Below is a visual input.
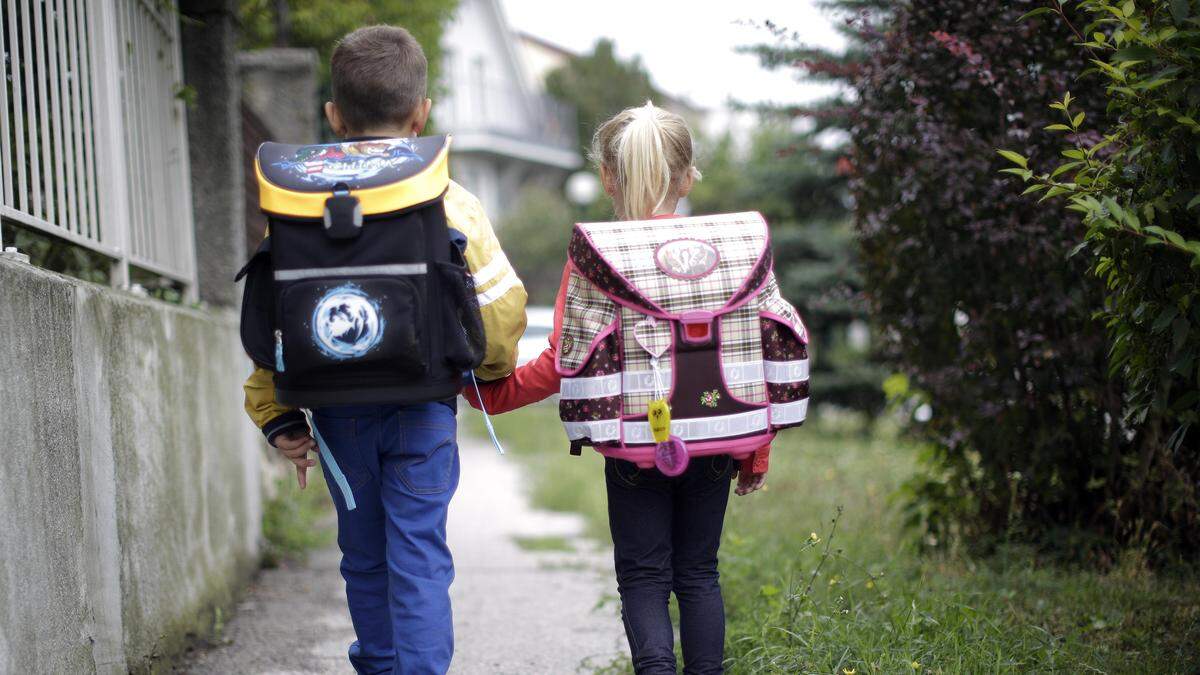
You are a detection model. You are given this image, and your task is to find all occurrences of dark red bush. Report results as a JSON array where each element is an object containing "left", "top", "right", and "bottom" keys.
[{"left": 845, "top": 0, "right": 1143, "bottom": 555}]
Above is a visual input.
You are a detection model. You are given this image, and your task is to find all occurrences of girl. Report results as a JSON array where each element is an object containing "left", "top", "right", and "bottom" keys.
[{"left": 464, "top": 102, "right": 769, "bottom": 674}]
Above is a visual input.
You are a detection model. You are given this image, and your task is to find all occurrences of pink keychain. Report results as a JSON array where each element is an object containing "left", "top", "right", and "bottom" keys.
[{"left": 655, "top": 435, "right": 689, "bottom": 476}]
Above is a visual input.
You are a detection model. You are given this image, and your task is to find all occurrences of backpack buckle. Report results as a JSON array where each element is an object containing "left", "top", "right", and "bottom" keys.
[
  {"left": 679, "top": 311, "right": 715, "bottom": 345},
  {"left": 323, "top": 184, "right": 362, "bottom": 239}
]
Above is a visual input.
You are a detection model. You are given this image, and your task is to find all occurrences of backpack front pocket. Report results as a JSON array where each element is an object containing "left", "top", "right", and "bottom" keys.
[{"left": 277, "top": 277, "right": 428, "bottom": 378}]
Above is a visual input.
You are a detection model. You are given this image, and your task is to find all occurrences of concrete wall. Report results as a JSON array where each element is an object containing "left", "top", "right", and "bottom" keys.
[
  {"left": 240, "top": 49, "right": 321, "bottom": 146},
  {"left": 181, "top": 0, "right": 245, "bottom": 308},
  {"left": 0, "top": 258, "right": 262, "bottom": 673}
]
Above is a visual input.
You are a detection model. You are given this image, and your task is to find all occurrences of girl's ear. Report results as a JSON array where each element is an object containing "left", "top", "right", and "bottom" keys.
[
  {"left": 325, "top": 101, "right": 348, "bottom": 138},
  {"left": 678, "top": 169, "right": 696, "bottom": 199},
  {"left": 599, "top": 165, "right": 618, "bottom": 197}
]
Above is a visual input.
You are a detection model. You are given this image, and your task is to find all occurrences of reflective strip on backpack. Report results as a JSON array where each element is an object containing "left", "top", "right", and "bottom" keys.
[
  {"left": 563, "top": 418, "right": 621, "bottom": 442},
  {"left": 559, "top": 373, "right": 622, "bottom": 399},
  {"left": 623, "top": 409, "right": 770, "bottom": 444},
  {"left": 274, "top": 263, "right": 427, "bottom": 281},
  {"left": 764, "top": 359, "right": 809, "bottom": 383},
  {"left": 620, "top": 361, "right": 767, "bottom": 394},
  {"left": 769, "top": 398, "right": 808, "bottom": 425}
]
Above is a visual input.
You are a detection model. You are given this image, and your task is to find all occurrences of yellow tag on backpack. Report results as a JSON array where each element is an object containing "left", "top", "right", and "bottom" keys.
[{"left": 648, "top": 399, "right": 671, "bottom": 443}]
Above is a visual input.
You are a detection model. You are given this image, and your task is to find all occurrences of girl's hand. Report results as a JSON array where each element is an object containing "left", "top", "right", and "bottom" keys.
[{"left": 735, "top": 469, "right": 766, "bottom": 496}]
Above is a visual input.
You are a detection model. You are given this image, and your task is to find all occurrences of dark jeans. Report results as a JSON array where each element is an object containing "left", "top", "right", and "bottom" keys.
[{"left": 605, "top": 454, "right": 736, "bottom": 675}]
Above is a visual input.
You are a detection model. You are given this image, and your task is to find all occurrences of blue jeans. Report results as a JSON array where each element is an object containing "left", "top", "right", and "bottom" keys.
[
  {"left": 605, "top": 454, "right": 736, "bottom": 675},
  {"left": 311, "top": 402, "right": 459, "bottom": 675}
]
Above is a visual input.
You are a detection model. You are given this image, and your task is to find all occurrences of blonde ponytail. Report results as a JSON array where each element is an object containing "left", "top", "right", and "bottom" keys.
[{"left": 592, "top": 101, "right": 699, "bottom": 220}]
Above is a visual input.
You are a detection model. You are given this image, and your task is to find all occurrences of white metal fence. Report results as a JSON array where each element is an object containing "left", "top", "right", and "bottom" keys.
[{"left": 1, "top": 0, "right": 196, "bottom": 295}]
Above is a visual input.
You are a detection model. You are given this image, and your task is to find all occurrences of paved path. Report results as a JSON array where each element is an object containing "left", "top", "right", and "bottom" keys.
[{"left": 182, "top": 434, "right": 625, "bottom": 674}]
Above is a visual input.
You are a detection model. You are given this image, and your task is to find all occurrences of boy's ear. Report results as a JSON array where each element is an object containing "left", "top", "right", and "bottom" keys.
[
  {"left": 325, "top": 101, "right": 348, "bottom": 138},
  {"left": 409, "top": 98, "right": 433, "bottom": 136}
]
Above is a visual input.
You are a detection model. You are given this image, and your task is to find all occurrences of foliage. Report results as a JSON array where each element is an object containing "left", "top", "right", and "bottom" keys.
[
  {"left": 498, "top": 185, "right": 576, "bottom": 305},
  {"left": 237, "top": 0, "right": 458, "bottom": 113},
  {"left": 261, "top": 470, "right": 334, "bottom": 567},
  {"left": 543, "top": 38, "right": 663, "bottom": 151},
  {"left": 999, "top": 1, "right": 1200, "bottom": 488},
  {"left": 692, "top": 126, "right": 884, "bottom": 411},
  {"left": 464, "top": 404, "right": 1200, "bottom": 673},
  {"left": 806, "top": 0, "right": 1174, "bottom": 557},
  {"left": 3, "top": 223, "right": 111, "bottom": 285}
]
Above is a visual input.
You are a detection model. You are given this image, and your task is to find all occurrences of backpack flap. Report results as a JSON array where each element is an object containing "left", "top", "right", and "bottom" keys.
[
  {"left": 255, "top": 135, "right": 450, "bottom": 219},
  {"left": 567, "top": 212, "right": 773, "bottom": 319}
]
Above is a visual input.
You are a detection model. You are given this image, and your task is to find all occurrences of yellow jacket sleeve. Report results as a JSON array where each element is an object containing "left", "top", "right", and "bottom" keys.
[
  {"left": 444, "top": 180, "right": 528, "bottom": 381},
  {"left": 244, "top": 364, "right": 308, "bottom": 443}
]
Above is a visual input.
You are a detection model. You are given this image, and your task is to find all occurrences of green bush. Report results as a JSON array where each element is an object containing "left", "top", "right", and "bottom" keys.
[
  {"left": 497, "top": 185, "right": 576, "bottom": 305},
  {"left": 839, "top": 0, "right": 1146, "bottom": 558},
  {"left": 1000, "top": 0, "right": 1200, "bottom": 557}
]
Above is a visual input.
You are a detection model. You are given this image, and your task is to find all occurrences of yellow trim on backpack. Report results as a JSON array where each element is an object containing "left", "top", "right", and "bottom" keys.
[{"left": 255, "top": 138, "right": 451, "bottom": 218}]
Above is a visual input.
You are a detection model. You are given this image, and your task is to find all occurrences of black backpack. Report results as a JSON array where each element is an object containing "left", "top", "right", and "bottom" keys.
[{"left": 236, "top": 135, "right": 485, "bottom": 408}]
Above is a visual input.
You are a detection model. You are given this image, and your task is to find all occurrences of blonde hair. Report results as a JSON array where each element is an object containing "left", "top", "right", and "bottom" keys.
[{"left": 591, "top": 101, "right": 701, "bottom": 220}]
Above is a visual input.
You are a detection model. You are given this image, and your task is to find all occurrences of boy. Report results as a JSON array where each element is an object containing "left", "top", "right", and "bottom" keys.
[{"left": 243, "top": 25, "right": 527, "bottom": 675}]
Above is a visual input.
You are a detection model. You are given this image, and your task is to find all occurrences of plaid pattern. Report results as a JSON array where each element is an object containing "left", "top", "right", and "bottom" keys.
[
  {"left": 758, "top": 273, "right": 807, "bottom": 341},
  {"left": 572, "top": 213, "right": 770, "bottom": 315},
  {"left": 558, "top": 270, "right": 618, "bottom": 373},
  {"left": 719, "top": 305, "right": 767, "bottom": 404}
]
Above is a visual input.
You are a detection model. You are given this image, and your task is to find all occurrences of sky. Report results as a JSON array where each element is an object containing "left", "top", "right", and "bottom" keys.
[{"left": 499, "top": 0, "right": 847, "bottom": 136}]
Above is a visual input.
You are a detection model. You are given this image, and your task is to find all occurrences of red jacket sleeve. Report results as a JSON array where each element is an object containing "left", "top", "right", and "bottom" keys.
[
  {"left": 462, "top": 345, "right": 559, "bottom": 414},
  {"left": 740, "top": 444, "right": 770, "bottom": 476},
  {"left": 462, "top": 265, "right": 571, "bottom": 414}
]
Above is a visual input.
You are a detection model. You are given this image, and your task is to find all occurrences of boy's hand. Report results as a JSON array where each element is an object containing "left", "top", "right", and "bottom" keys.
[
  {"left": 275, "top": 430, "right": 317, "bottom": 489},
  {"left": 735, "top": 469, "right": 766, "bottom": 496}
]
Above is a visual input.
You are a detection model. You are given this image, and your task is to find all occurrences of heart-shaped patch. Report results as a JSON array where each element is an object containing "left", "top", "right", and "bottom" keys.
[{"left": 633, "top": 317, "right": 671, "bottom": 359}]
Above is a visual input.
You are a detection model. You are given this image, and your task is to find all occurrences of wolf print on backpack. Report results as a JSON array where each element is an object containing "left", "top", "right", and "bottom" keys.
[
  {"left": 556, "top": 212, "right": 809, "bottom": 472},
  {"left": 236, "top": 135, "right": 485, "bottom": 408}
]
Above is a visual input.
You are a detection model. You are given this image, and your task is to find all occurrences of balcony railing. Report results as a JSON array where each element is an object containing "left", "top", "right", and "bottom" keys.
[{"left": 438, "top": 79, "right": 578, "bottom": 153}]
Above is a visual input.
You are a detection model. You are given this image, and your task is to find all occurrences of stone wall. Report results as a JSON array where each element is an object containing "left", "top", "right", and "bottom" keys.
[{"left": 0, "top": 259, "right": 263, "bottom": 673}]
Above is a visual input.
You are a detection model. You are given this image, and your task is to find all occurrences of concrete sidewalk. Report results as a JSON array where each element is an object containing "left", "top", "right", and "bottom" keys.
[{"left": 182, "top": 434, "right": 625, "bottom": 674}]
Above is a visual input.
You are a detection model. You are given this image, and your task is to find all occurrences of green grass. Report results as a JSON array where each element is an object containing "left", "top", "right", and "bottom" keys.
[
  {"left": 462, "top": 404, "right": 1200, "bottom": 674},
  {"left": 261, "top": 468, "right": 336, "bottom": 567},
  {"left": 512, "top": 535, "right": 576, "bottom": 553}
]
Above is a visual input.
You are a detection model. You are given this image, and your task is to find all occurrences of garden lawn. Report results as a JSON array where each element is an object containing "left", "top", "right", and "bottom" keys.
[{"left": 463, "top": 403, "right": 1200, "bottom": 674}]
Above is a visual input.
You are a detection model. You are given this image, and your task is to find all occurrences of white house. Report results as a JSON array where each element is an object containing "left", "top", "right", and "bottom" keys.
[{"left": 438, "top": 0, "right": 582, "bottom": 219}]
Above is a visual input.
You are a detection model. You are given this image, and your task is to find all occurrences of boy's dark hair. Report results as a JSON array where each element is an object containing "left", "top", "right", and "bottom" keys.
[{"left": 331, "top": 25, "right": 427, "bottom": 132}]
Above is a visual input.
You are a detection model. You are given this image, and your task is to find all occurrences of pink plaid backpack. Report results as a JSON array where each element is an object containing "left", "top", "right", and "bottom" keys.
[{"left": 556, "top": 212, "right": 809, "bottom": 473}]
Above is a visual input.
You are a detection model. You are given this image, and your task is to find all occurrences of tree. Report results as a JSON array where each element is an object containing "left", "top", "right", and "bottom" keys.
[
  {"left": 691, "top": 126, "right": 884, "bottom": 411},
  {"left": 498, "top": 186, "right": 575, "bottom": 305},
  {"left": 544, "top": 38, "right": 662, "bottom": 150},
  {"left": 238, "top": 0, "right": 459, "bottom": 97}
]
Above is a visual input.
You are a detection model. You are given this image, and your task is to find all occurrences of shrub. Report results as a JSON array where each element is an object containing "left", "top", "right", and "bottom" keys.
[
  {"left": 497, "top": 185, "right": 576, "bottom": 305},
  {"left": 845, "top": 0, "right": 1146, "bottom": 556},
  {"left": 999, "top": 0, "right": 1200, "bottom": 554}
]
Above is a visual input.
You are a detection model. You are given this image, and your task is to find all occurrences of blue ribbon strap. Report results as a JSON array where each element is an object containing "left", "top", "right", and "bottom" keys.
[
  {"left": 304, "top": 410, "right": 357, "bottom": 511},
  {"left": 470, "top": 373, "right": 505, "bottom": 455}
]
